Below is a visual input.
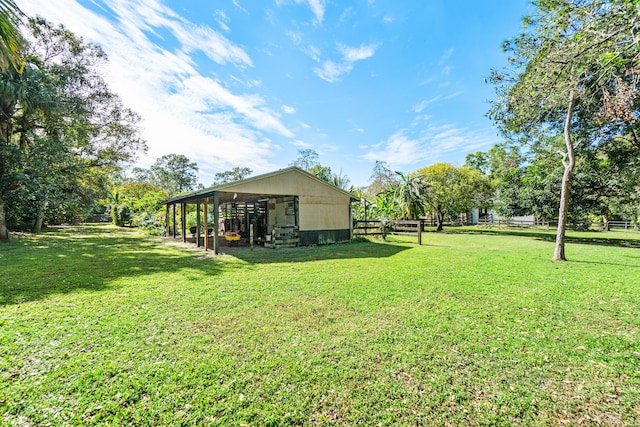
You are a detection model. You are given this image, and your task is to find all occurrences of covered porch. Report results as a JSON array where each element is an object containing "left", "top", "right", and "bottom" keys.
[{"left": 163, "top": 190, "right": 300, "bottom": 255}]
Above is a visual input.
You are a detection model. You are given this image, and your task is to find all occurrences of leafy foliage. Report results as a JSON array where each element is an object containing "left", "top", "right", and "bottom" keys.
[
  {"left": 107, "top": 182, "right": 167, "bottom": 233},
  {"left": 393, "top": 171, "right": 427, "bottom": 220},
  {"left": 290, "top": 148, "right": 351, "bottom": 189},
  {"left": 0, "top": 17, "right": 146, "bottom": 239},
  {"left": 418, "top": 163, "right": 493, "bottom": 231},
  {"left": 212, "top": 167, "right": 252, "bottom": 186},
  {"left": 148, "top": 154, "right": 199, "bottom": 196},
  {"left": 0, "top": 0, "right": 24, "bottom": 73},
  {"left": 290, "top": 148, "right": 319, "bottom": 171},
  {"left": 366, "top": 161, "right": 398, "bottom": 197},
  {"left": 489, "top": 0, "right": 640, "bottom": 260}
]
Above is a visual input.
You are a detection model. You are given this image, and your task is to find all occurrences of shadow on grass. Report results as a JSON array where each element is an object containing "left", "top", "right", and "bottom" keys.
[
  {"left": 230, "top": 240, "right": 411, "bottom": 264},
  {"left": 444, "top": 227, "right": 640, "bottom": 249},
  {"left": 0, "top": 226, "right": 226, "bottom": 306},
  {"left": 1, "top": 227, "right": 411, "bottom": 305}
]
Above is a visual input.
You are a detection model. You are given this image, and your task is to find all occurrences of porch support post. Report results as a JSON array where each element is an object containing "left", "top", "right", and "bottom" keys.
[
  {"left": 172, "top": 203, "right": 176, "bottom": 238},
  {"left": 363, "top": 199, "right": 368, "bottom": 236},
  {"left": 349, "top": 200, "right": 353, "bottom": 241},
  {"left": 181, "top": 202, "right": 186, "bottom": 243},
  {"left": 204, "top": 198, "right": 209, "bottom": 252},
  {"left": 196, "top": 199, "right": 201, "bottom": 247},
  {"left": 213, "top": 192, "right": 220, "bottom": 255},
  {"left": 165, "top": 204, "right": 170, "bottom": 237},
  {"left": 244, "top": 203, "right": 249, "bottom": 242}
]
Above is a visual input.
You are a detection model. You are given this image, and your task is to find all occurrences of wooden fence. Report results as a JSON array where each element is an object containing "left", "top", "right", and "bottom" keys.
[
  {"left": 477, "top": 217, "right": 639, "bottom": 231},
  {"left": 476, "top": 218, "right": 550, "bottom": 229},
  {"left": 353, "top": 219, "right": 423, "bottom": 245}
]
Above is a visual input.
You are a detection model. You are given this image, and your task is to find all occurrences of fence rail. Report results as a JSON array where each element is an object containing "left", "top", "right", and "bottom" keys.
[
  {"left": 353, "top": 219, "right": 423, "bottom": 245},
  {"left": 476, "top": 218, "right": 550, "bottom": 229},
  {"left": 477, "top": 217, "right": 639, "bottom": 231}
]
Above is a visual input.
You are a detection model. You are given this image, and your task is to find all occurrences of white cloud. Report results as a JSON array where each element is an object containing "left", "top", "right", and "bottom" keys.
[
  {"left": 314, "top": 60, "right": 352, "bottom": 83},
  {"left": 286, "top": 30, "right": 303, "bottom": 45},
  {"left": 438, "top": 48, "right": 454, "bottom": 75},
  {"left": 17, "top": 0, "right": 295, "bottom": 180},
  {"left": 438, "top": 48, "right": 454, "bottom": 66},
  {"left": 412, "top": 91, "right": 463, "bottom": 114},
  {"left": 282, "top": 105, "right": 296, "bottom": 114},
  {"left": 338, "top": 43, "right": 377, "bottom": 62},
  {"left": 412, "top": 97, "right": 440, "bottom": 113},
  {"left": 286, "top": 31, "right": 322, "bottom": 62},
  {"left": 362, "top": 125, "right": 497, "bottom": 166},
  {"left": 362, "top": 131, "right": 422, "bottom": 165},
  {"left": 232, "top": 0, "right": 247, "bottom": 13},
  {"left": 306, "top": 0, "right": 326, "bottom": 24},
  {"left": 314, "top": 42, "right": 380, "bottom": 82},
  {"left": 290, "top": 139, "right": 313, "bottom": 148},
  {"left": 214, "top": 10, "right": 230, "bottom": 32},
  {"left": 276, "top": 0, "right": 326, "bottom": 25},
  {"left": 340, "top": 7, "right": 354, "bottom": 23},
  {"left": 166, "top": 20, "right": 253, "bottom": 67},
  {"left": 318, "top": 144, "right": 340, "bottom": 153},
  {"left": 443, "top": 91, "right": 463, "bottom": 100}
]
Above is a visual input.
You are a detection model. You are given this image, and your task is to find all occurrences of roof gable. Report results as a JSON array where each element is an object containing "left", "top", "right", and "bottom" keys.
[{"left": 163, "top": 167, "right": 357, "bottom": 204}]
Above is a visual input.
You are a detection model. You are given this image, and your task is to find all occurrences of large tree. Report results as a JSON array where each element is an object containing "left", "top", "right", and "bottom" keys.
[
  {"left": 212, "top": 166, "right": 252, "bottom": 185},
  {"left": 149, "top": 154, "right": 199, "bottom": 196},
  {"left": 418, "top": 163, "right": 493, "bottom": 232},
  {"left": 367, "top": 160, "right": 398, "bottom": 197},
  {"left": 0, "top": 17, "right": 146, "bottom": 239},
  {"left": 290, "top": 148, "right": 351, "bottom": 189},
  {"left": 489, "top": 0, "right": 640, "bottom": 260},
  {"left": 290, "top": 148, "right": 319, "bottom": 171},
  {"left": 466, "top": 143, "right": 525, "bottom": 218}
]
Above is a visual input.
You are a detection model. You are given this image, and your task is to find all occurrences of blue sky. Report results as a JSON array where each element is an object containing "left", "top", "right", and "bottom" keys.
[{"left": 17, "top": 0, "right": 530, "bottom": 187}]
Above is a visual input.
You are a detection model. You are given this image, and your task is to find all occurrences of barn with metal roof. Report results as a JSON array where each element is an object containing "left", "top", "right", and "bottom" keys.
[{"left": 162, "top": 167, "right": 358, "bottom": 254}]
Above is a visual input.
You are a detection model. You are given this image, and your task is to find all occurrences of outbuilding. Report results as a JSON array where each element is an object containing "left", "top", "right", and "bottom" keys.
[{"left": 161, "top": 166, "right": 358, "bottom": 254}]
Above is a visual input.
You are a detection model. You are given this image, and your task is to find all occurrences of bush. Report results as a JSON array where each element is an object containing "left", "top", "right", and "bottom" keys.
[{"left": 110, "top": 204, "right": 131, "bottom": 227}]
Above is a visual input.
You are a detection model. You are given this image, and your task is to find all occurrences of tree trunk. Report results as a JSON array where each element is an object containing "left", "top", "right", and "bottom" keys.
[
  {"left": 436, "top": 212, "right": 444, "bottom": 232},
  {"left": 552, "top": 91, "right": 576, "bottom": 262},
  {"left": 31, "top": 199, "right": 47, "bottom": 233},
  {"left": 32, "top": 211, "right": 44, "bottom": 233},
  {"left": 0, "top": 194, "right": 8, "bottom": 242},
  {"left": 602, "top": 212, "right": 610, "bottom": 232}
]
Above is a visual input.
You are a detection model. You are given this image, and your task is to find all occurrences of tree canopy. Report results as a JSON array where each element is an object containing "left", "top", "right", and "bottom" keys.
[
  {"left": 418, "top": 163, "right": 493, "bottom": 231},
  {"left": 290, "top": 148, "right": 351, "bottom": 189},
  {"left": 0, "top": 17, "right": 146, "bottom": 239},
  {"left": 212, "top": 167, "right": 252, "bottom": 186},
  {"left": 489, "top": 0, "right": 640, "bottom": 260},
  {"left": 148, "top": 154, "right": 199, "bottom": 196}
]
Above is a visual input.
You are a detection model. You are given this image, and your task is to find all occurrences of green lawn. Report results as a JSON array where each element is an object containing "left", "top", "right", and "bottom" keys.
[{"left": 1, "top": 225, "right": 639, "bottom": 426}]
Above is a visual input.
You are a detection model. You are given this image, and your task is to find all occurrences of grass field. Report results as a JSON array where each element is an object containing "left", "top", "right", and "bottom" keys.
[{"left": 1, "top": 225, "right": 639, "bottom": 426}]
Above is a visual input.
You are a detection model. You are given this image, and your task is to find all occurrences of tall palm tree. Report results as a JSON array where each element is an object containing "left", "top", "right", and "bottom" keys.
[
  {"left": 0, "top": 2, "right": 26, "bottom": 241},
  {"left": 394, "top": 171, "right": 426, "bottom": 220},
  {"left": 330, "top": 169, "right": 350, "bottom": 190},
  {"left": 0, "top": 0, "right": 24, "bottom": 73}
]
